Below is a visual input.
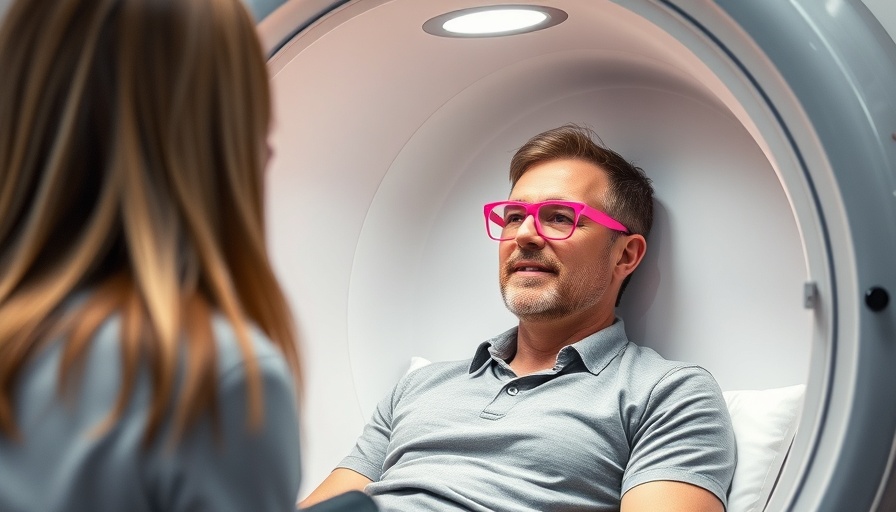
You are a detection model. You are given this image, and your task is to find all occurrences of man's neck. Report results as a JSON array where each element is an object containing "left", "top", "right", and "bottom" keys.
[{"left": 509, "top": 310, "right": 615, "bottom": 376}]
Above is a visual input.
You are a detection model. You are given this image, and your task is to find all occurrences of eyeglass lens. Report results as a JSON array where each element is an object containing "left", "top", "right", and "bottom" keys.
[{"left": 487, "top": 203, "right": 578, "bottom": 240}]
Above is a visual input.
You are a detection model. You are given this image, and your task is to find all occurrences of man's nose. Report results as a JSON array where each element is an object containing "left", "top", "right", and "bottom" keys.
[{"left": 515, "top": 215, "right": 545, "bottom": 248}]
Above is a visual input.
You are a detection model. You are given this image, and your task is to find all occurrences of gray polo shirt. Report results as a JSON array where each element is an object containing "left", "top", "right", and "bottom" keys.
[
  {"left": 339, "top": 320, "right": 735, "bottom": 512},
  {"left": 0, "top": 313, "right": 301, "bottom": 512}
]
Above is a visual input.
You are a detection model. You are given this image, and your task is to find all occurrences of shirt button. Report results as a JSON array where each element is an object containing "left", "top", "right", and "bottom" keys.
[{"left": 507, "top": 386, "right": 519, "bottom": 396}]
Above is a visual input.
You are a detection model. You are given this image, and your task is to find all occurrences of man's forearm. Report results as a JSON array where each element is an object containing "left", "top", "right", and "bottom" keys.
[{"left": 298, "top": 468, "right": 373, "bottom": 509}]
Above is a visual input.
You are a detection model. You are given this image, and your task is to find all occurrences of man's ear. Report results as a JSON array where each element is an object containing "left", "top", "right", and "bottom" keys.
[{"left": 615, "top": 234, "right": 647, "bottom": 280}]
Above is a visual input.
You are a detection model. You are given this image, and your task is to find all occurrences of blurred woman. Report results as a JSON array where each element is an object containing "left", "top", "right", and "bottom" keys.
[{"left": 0, "top": 0, "right": 302, "bottom": 510}]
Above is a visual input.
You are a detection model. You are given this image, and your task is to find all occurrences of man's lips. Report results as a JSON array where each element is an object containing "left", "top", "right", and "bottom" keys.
[{"left": 510, "top": 261, "right": 557, "bottom": 274}]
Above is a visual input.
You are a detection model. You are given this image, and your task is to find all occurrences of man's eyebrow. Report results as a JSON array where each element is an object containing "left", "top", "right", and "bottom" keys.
[{"left": 506, "top": 197, "right": 573, "bottom": 202}]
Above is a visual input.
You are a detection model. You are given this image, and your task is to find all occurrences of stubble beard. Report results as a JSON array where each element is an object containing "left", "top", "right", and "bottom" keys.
[
  {"left": 500, "top": 265, "right": 611, "bottom": 321},
  {"left": 501, "top": 276, "right": 563, "bottom": 319},
  {"left": 500, "top": 247, "right": 614, "bottom": 321}
]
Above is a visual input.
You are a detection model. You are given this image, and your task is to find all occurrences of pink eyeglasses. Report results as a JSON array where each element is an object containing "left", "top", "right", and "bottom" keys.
[{"left": 483, "top": 200, "right": 629, "bottom": 241}]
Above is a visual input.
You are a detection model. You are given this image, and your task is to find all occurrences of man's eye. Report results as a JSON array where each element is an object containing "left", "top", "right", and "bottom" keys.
[
  {"left": 505, "top": 214, "right": 525, "bottom": 224},
  {"left": 548, "top": 213, "right": 574, "bottom": 224}
]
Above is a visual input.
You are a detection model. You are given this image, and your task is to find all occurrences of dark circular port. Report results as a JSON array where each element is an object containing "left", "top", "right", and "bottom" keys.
[{"left": 865, "top": 287, "right": 890, "bottom": 312}]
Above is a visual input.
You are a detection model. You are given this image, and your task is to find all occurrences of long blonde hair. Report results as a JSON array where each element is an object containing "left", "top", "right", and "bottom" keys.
[{"left": 0, "top": 0, "right": 301, "bottom": 444}]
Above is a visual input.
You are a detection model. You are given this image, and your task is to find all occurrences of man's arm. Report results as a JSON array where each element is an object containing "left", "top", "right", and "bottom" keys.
[
  {"left": 298, "top": 468, "right": 373, "bottom": 509},
  {"left": 621, "top": 366, "right": 735, "bottom": 511},
  {"left": 621, "top": 481, "right": 724, "bottom": 512},
  {"left": 299, "top": 374, "right": 404, "bottom": 509}
]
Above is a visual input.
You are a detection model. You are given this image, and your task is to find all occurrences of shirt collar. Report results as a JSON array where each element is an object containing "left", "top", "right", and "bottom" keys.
[
  {"left": 469, "top": 326, "right": 518, "bottom": 373},
  {"left": 468, "top": 319, "right": 630, "bottom": 375}
]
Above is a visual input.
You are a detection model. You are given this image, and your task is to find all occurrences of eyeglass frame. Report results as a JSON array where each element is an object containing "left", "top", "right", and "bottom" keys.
[{"left": 483, "top": 200, "right": 630, "bottom": 241}]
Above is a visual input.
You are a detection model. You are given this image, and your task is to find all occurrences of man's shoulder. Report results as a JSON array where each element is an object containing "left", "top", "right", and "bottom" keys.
[
  {"left": 617, "top": 342, "right": 719, "bottom": 395},
  {"left": 388, "top": 358, "right": 473, "bottom": 402},
  {"left": 619, "top": 341, "right": 706, "bottom": 373},
  {"left": 402, "top": 358, "right": 470, "bottom": 381}
]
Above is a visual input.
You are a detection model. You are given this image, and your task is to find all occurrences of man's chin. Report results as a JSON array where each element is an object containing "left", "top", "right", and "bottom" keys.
[
  {"left": 502, "top": 289, "right": 561, "bottom": 316},
  {"left": 505, "top": 274, "right": 555, "bottom": 288},
  {"left": 505, "top": 303, "right": 565, "bottom": 321}
]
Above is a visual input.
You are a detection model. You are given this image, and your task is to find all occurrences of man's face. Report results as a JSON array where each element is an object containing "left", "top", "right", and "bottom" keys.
[{"left": 499, "top": 158, "right": 622, "bottom": 321}]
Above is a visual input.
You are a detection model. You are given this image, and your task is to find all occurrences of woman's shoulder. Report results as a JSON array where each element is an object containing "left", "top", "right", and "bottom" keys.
[{"left": 209, "top": 314, "right": 290, "bottom": 379}]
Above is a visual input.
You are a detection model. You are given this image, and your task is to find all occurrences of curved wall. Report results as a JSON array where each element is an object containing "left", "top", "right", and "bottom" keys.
[
  {"left": 263, "top": 0, "right": 822, "bottom": 496},
  {"left": 347, "top": 54, "right": 810, "bottom": 419}
]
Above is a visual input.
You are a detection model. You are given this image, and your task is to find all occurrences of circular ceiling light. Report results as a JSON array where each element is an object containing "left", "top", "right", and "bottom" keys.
[{"left": 423, "top": 5, "right": 568, "bottom": 38}]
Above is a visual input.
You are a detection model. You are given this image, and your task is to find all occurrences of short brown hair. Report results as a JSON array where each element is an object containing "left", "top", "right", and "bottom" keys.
[{"left": 510, "top": 124, "right": 653, "bottom": 237}]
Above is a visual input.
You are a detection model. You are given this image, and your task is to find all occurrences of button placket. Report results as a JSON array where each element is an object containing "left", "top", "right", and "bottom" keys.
[{"left": 480, "top": 382, "right": 525, "bottom": 419}]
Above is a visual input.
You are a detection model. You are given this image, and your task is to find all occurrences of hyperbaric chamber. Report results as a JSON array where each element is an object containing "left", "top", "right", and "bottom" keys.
[{"left": 253, "top": 1, "right": 896, "bottom": 510}]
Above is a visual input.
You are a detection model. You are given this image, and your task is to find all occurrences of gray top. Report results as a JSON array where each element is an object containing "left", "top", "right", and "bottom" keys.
[
  {"left": 339, "top": 320, "right": 736, "bottom": 512},
  {"left": 0, "top": 312, "right": 301, "bottom": 512}
]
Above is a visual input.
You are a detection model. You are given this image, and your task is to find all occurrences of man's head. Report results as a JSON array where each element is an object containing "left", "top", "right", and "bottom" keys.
[{"left": 493, "top": 124, "right": 654, "bottom": 322}]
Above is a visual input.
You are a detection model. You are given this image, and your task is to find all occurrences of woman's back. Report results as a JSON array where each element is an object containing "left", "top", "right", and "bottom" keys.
[{"left": 0, "top": 310, "right": 300, "bottom": 512}]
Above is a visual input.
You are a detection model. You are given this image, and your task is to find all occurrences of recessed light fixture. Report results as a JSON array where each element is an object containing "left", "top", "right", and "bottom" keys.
[{"left": 423, "top": 5, "right": 568, "bottom": 38}]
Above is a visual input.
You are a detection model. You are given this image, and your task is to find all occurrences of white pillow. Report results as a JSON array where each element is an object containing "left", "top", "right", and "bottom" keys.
[
  {"left": 405, "top": 358, "right": 804, "bottom": 512},
  {"left": 405, "top": 356, "right": 432, "bottom": 375},
  {"left": 723, "top": 384, "right": 805, "bottom": 512}
]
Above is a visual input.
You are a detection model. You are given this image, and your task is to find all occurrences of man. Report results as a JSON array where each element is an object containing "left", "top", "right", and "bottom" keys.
[{"left": 301, "top": 124, "right": 736, "bottom": 511}]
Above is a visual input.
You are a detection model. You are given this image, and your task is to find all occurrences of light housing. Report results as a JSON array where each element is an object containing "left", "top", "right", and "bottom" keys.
[{"left": 423, "top": 5, "right": 568, "bottom": 38}]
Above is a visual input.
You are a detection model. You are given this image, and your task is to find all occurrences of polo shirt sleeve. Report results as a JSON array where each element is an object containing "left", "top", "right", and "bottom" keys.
[
  {"left": 621, "top": 366, "right": 736, "bottom": 508},
  {"left": 337, "top": 382, "right": 399, "bottom": 481}
]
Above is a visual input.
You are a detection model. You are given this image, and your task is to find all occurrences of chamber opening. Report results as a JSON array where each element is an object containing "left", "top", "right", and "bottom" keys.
[{"left": 262, "top": 0, "right": 859, "bottom": 506}]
